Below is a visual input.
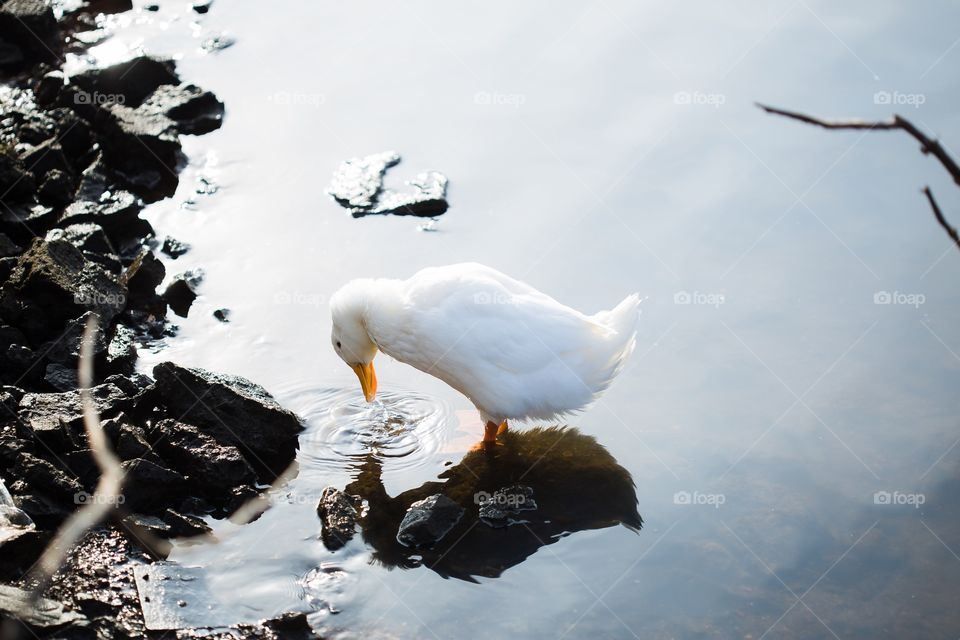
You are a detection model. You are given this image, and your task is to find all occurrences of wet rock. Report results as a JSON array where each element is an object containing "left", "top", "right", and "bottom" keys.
[
  {"left": 0, "top": 233, "right": 21, "bottom": 258},
  {"left": 152, "top": 362, "right": 303, "bottom": 468},
  {"left": 358, "top": 171, "right": 448, "bottom": 218},
  {"left": 0, "top": 202, "right": 56, "bottom": 246},
  {"left": 122, "top": 512, "right": 170, "bottom": 537},
  {"left": 12, "top": 452, "right": 83, "bottom": 503},
  {"left": 162, "top": 276, "right": 196, "bottom": 317},
  {"left": 60, "top": 449, "right": 98, "bottom": 490},
  {"left": 316, "top": 486, "right": 359, "bottom": 551},
  {"left": 18, "top": 382, "right": 129, "bottom": 450},
  {"left": 20, "top": 137, "right": 71, "bottom": 183},
  {"left": 160, "top": 236, "right": 189, "bottom": 258},
  {"left": 116, "top": 424, "right": 153, "bottom": 461},
  {"left": 0, "top": 239, "right": 127, "bottom": 342},
  {"left": 396, "top": 494, "right": 463, "bottom": 547},
  {"left": 33, "top": 70, "right": 65, "bottom": 108},
  {"left": 0, "top": 584, "right": 85, "bottom": 629},
  {"left": 120, "top": 457, "right": 187, "bottom": 512},
  {"left": 72, "top": 56, "right": 179, "bottom": 108},
  {"left": 161, "top": 508, "right": 210, "bottom": 537},
  {"left": 106, "top": 323, "right": 137, "bottom": 375},
  {"left": 263, "top": 612, "right": 314, "bottom": 639},
  {"left": 478, "top": 484, "right": 537, "bottom": 528},
  {"left": 212, "top": 307, "right": 230, "bottom": 322},
  {"left": 151, "top": 418, "right": 256, "bottom": 494},
  {"left": 46, "top": 222, "right": 119, "bottom": 272},
  {"left": 37, "top": 168, "right": 77, "bottom": 207},
  {"left": 0, "top": 475, "right": 34, "bottom": 545},
  {"left": 63, "top": 170, "right": 147, "bottom": 244},
  {"left": 200, "top": 34, "right": 235, "bottom": 53},
  {"left": 192, "top": 0, "right": 212, "bottom": 13},
  {"left": 95, "top": 102, "right": 182, "bottom": 198},
  {"left": 327, "top": 150, "right": 400, "bottom": 210},
  {"left": 140, "top": 83, "right": 224, "bottom": 135},
  {"left": 44, "top": 362, "right": 78, "bottom": 391},
  {"left": 0, "top": 151, "right": 36, "bottom": 203},
  {"left": 0, "top": 0, "right": 61, "bottom": 70},
  {"left": 40, "top": 311, "right": 108, "bottom": 367}
]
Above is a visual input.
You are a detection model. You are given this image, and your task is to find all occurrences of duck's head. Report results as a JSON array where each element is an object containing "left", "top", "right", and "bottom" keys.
[{"left": 330, "top": 281, "right": 379, "bottom": 402}]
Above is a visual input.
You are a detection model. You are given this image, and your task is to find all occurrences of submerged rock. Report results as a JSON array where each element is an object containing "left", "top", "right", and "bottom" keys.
[
  {"left": 152, "top": 362, "right": 303, "bottom": 468},
  {"left": 316, "top": 486, "right": 359, "bottom": 551},
  {"left": 478, "top": 484, "right": 537, "bottom": 528},
  {"left": 358, "top": 170, "right": 448, "bottom": 218},
  {"left": 327, "top": 150, "right": 399, "bottom": 210},
  {"left": 327, "top": 151, "right": 449, "bottom": 218},
  {"left": 162, "top": 275, "right": 197, "bottom": 317},
  {"left": 396, "top": 494, "right": 463, "bottom": 547}
]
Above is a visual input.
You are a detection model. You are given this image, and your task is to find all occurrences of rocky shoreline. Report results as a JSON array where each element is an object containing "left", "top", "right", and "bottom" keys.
[{"left": 0, "top": 1, "right": 311, "bottom": 637}]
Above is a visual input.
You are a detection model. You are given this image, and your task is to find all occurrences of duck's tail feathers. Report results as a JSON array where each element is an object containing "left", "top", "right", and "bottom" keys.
[{"left": 590, "top": 293, "right": 641, "bottom": 390}]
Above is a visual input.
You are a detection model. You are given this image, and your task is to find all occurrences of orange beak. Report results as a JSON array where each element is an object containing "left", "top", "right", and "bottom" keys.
[{"left": 351, "top": 362, "right": 377, "bottom": 402}]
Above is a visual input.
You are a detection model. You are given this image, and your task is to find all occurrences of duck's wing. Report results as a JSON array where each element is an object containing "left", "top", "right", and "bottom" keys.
[{"left": 398, "top": 264, "right": 615, "bottom": 419}]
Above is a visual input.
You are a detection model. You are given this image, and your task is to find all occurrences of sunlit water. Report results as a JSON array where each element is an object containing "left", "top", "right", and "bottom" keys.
[{"left": 70, "top": 0, "right": 960, "bottom": 637}]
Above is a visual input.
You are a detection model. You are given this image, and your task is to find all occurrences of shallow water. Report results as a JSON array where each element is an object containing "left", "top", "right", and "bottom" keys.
[{"left": 75, "top": 0, "right": 960, "bottom": 637}]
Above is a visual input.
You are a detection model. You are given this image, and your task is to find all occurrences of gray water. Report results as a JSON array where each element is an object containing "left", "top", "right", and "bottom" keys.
[{"left": 74, "top": 1, "right": 960, "bottom": 637}]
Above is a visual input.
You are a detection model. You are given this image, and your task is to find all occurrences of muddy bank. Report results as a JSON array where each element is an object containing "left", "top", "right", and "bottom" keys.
[{"left": 0, "top": 1, "right": 309, "bottom": 637}]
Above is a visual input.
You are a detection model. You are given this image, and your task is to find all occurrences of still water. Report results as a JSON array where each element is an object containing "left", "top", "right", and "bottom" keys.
[{"left": 76, "top": 1, "right": 960, "bottom": 637}]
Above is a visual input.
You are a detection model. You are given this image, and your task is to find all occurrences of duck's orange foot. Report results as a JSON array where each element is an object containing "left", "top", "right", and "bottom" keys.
[{"left": 483, "top": 420, "right": 508, "bottom": 443}]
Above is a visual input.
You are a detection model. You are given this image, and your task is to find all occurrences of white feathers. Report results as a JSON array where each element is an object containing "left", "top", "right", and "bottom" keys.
[{"left": 331, "top": 263, "right": 641, "bottom": 424}]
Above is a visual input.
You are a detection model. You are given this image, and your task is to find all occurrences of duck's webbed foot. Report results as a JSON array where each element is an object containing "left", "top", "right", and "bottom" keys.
[{"left": 483, "top": 420, "right": 508, "bottom": 443}]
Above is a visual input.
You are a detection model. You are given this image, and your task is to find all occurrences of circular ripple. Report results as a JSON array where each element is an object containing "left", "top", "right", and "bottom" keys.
[{"left": 273, "top": 383, "right": 455, "bottom": 476}]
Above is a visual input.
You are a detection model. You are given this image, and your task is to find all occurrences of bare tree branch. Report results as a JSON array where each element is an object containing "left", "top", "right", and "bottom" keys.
[
  {"left": 923, "top": 186, "right": 960, "bottom": 251},
  {"left": 757, "top": 103, "right": 960, "bottom": 252}
]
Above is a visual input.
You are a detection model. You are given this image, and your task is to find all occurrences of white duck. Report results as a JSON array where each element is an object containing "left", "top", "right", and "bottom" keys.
[{"left": 330, "top": 263, "right": 640, "bottom": 443}]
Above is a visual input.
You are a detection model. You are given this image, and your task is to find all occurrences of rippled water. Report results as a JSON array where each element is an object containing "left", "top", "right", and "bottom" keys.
[{"left": 77, "top": 0, "right": 960, "bottom": 637}]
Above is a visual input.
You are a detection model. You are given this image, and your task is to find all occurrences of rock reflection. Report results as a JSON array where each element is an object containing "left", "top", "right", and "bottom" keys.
[{"left": 346, "top": 426, "right": 642, "bottom": 581}]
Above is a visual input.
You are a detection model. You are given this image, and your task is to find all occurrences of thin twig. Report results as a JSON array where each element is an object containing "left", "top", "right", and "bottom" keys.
[
  {"left": 758, "top": 103, "right": 960, "bottom": 252},
  {"left": 923, "top": 186, "right": 960, "bottom": 251}
]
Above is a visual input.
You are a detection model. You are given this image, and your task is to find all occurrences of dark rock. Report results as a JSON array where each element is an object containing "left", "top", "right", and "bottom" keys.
[
  {"left": 60, "top": 449, "right": 99, "bottom": 489},
  {"left": 0, "top": 256, "right": 14, "bottom": 283},
  {"left": 0, "top": 233, "right": 21, "bottom": 258},
  {"left": 123, "top": 247, "right": 165, "bottom": 299},
  {"left": 60, "top": 185, "right": 149, "bottom": 250},
  {"left": 0, "top": 239, "right": 127, "bottom": 341},
  {"left": 161, "top": 508, "right": 210, "bottom": 537},
  {"left": 0, "top": 202, "right": 56, "bottom": 246},
  {"left": 327, "top": 150, "right": 399, "bottom": 210},
  {"left": 212, "top": 307, "right": 230, "bottom": 322},
  {"left": 44, "top": 362, "right": 78, "bottom": 391},
  {"left": 152, "top": 362, "right": 303, "bottom": 469},
  {"left": 161, "top": 276, "right": 196, "bottom": 317},
  {"left": 144, "top": 3, "right": 159, "bottom": 10},
  {"left": 0, "top": 151, "right": 36, "bottom": 203},
  {"left": 140, "top": 83, "right": 224, "bottom": 135},
  {"left": 71, "top": 56, "right": 179, "bottom": 108},
  {"left": 120, "top": 457, "right": 186, "bottom": 512},
  {"left": 192, "top": 0, "right": 212, "bottom": 13},
  {"left": 477, "top": 485, "right": 537, "bottom": 528},
  {"left": 11, "top": 491, "right": 73, "bottom": 526},
  {"left": 396, "top": 494, "right": 464, "bottom": 547},
  {"left": 12, "top": 452, "right": 83, "bottom": 503},
  {"left": 18, "top": 382, "right": 129, "bottom": 450},
  {"left": 46, "top": 223, "right": 115, "bottom": 255},
  {"left": 94, "top": 102, "right": 182, "bottom": 198},
  {"left": 33, "top": 70, "right": 65, "bottom": 108},
  {"left": 357, "top": 171, "right": 448, "bottom": 218},
  {"left": 20, "top": 137, "right": 71, "bottom": 183},
  {"left": 39, "top": 311, "right": 108, "bottom": 367},
  {"left": 37, "top": 168, "right": 77, "bottom": 207},
  {"left": 263, "top": 612, "right": 314, "bottom": 640},
  {"left": 116, "top": 424, "right": 152, "bottom": 460},
  {"left": 0, "top": 584, "right": 85, "bottom": 629},
  {"left": 0, "top": 0, "right": 61, "bottom": 69},
  {"left": 225, "top": 483, "right": 258, "bottom": 515},
  {"left": 151, "top": 418, "right": 256, "bottom": 493},
  {"left": 160, "top": 236, "right": 189, "bottom": 258},
  {"left": 316, "top": 486, "right": 359, "bottom": 551},
  {"left": 105, "top": 323, "right": 137, "bottom": 375},
  {"left": 101, "top": 372, "right": 152, "bottom": 405},
  {"left": 121, "top": 512, "right": 170, "bottom": 537}
]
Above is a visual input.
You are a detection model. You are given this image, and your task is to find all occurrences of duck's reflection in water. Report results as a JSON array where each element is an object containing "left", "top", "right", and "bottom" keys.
[{"left": 346, "top": 426, "right": 642, "bottom": 581}]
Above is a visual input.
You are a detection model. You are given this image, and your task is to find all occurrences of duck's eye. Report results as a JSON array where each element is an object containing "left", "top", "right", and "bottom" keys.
[{"left": 336, "top": 341, "right": 342, "bottom": 349}]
